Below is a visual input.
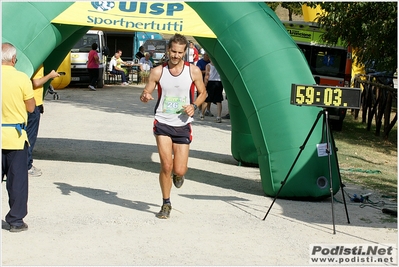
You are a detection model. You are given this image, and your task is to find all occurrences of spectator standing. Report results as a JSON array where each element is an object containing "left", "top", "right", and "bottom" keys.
[
  {"left": 87, "top": 43, "right": 100, "bottom": 91},
  {"left": 139, "top": 33, "right": 207, "bottom": 219},
  {"left": 188, "top": 41, "right": 199, "bottom": 65},
  {"left": 188, "top": 42, "right": 194, "bottom": 64},
  {"left": 196, "top": 53, "right": 210, "bottom": 79},
  {"left": 195, "top": 53, "right": 211, "bottom": 114},
  {"left": 2, "top": 42, "right": 36, "bottom": 232},
  {"left": 135, "top": 46, "right": 145, "bottom": 60},
  {"left": 193, "top": 44, "right": 199, "bottom": 65},
  {"left": 28, "top": 68, "right": 60, "bottom": 177},
  {"left": 201, "top": 59, "right": 224, "bottom": 123}
]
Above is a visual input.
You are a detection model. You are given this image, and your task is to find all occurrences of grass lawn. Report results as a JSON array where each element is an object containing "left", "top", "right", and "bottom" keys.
[{"left": 333, "top": 111, "right": 397, "bottom": 199}]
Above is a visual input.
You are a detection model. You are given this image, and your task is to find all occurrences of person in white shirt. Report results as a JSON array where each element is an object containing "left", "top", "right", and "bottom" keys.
[
  {"left": 139, "top": 52, "right": 153, "bottom": 72},
  {"left": 139, "top": 53, "right": 154, "bottom": 83},
  {"left": 201, "top": 60, "right": 224, "bottom": 123}
]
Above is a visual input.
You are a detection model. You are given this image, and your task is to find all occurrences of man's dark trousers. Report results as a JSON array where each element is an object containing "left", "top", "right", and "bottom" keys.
[{"left": 2, "top": 143, "right": 29, "bottom": 226}]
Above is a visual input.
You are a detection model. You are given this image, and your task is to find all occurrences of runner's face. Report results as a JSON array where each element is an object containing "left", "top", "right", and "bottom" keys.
[{"left": 168, "top": 42, "right": 186, "bottom": 65}]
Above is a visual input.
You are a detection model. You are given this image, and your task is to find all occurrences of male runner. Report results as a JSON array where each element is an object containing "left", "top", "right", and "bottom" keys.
[{"left": 140, "top": 33, "right": 207, "bottom": 219}]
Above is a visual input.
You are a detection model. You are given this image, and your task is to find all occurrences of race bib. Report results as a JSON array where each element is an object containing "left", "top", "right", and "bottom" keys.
[{"left": 162, "top": 96, "right": 187, "bottom": 114}]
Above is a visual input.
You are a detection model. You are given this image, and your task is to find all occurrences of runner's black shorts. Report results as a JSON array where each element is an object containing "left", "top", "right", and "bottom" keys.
[{"left": 153, "top": 120, "right": 192, "bottom": 144}]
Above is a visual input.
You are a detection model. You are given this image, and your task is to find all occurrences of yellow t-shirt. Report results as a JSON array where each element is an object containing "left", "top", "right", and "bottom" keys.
[
  {"left": 32, "top": 65, "right": 44, "bottom": 106},
  {"left": 1, "top": 65, "right": 34, "bottom": 149},
  {"left": 116, "top": 57, "right": 123, "bottom": 69},
  {"left": 115, "top": 57, "right": 128, "bottom": 75}
]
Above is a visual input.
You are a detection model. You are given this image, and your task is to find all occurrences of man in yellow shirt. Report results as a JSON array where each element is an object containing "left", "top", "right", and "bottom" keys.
[
  {"left": 2, "top": 42, "right": 36, "bottom": 232},
  {"left": 28, "top": 68, "right": 60, "bottom": 176},
  {"left": 108, "top": 50, "right": 131, "bottom": 85}
]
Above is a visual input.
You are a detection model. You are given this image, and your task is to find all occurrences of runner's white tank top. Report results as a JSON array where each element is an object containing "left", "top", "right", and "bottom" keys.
[{"left": 154, "top": 61, "right": 195, "bottom": 126}]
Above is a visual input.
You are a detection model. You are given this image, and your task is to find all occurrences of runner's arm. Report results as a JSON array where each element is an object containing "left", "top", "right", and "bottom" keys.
[
  {"left": 183, "top": 65, "right": 207, "bottom": 116},
  {"left": 140, "top": 65, "right": 162, "bottom": 103}
]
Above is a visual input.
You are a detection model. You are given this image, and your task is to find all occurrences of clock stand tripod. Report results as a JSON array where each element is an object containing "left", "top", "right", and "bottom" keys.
[{"left": 262, "top": 108, "right": 350, "bottom": 234}]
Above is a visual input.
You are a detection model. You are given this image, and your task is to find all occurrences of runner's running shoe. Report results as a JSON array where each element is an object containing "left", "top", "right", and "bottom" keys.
[
  {"left": 156, "top": 203, "right": 172, "bottom": 219},
  {"left": 172, "top": 174, "right": 184, "bottom": 188}
]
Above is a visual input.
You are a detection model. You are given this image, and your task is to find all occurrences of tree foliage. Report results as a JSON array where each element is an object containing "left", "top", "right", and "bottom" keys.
[
  {"left": 266, "top": 2, "right": 279, "bottom": 11},
  {"left": 307, "top": 2, "right": 397, "bottom": 72}
]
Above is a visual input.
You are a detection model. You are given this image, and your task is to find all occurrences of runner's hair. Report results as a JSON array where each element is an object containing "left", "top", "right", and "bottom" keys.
[{"left": 168, "top": 34, "right": 188, "bottom": 50}]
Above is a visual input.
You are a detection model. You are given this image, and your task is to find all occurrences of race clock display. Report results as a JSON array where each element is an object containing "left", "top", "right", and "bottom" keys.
[{"left": 290, "top": 84, "right": 362, "bottom": 109}]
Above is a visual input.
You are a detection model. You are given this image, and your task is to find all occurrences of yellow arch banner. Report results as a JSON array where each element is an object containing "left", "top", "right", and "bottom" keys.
[{"left": 51, "top": 1, "right": 216, "bottom": 38}]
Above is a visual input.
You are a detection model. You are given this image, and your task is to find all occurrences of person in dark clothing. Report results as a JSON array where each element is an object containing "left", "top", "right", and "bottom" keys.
[{"left": 135, "top": 46, "right": 145, "bottom": 60}]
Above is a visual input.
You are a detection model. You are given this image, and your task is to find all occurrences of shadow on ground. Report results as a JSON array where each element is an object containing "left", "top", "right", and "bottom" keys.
[
  {"left": 35, "top": 137, "right": 262, "bottom": 196},
  {"left": 33, "top": 137, "right": 396, "bottom": 230}
]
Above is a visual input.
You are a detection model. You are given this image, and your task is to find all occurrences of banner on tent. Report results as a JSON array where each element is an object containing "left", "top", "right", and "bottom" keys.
[{"left": 52, "top": 1, "right": 216, "bottom": 38}]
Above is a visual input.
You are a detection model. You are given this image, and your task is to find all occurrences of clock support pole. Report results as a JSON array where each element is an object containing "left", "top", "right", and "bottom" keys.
[{"left": 263, "top": 109, "right": 350, "bottom": 234}]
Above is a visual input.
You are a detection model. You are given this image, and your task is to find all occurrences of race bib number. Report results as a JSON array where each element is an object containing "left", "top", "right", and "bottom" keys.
[{"left": 162, "top": 96, "right": 187, "bottom": 114}]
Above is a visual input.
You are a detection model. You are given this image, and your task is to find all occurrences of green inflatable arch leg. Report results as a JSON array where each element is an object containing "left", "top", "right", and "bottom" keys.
[
  {"left": 3, "top": 1, "right": 340, "bottom": 198},
  {"left": 188, "top": 2, "right": 340, "bottom": 198},
  {"left": 2, "top": 2, "right": 89, "bottom": 79}
]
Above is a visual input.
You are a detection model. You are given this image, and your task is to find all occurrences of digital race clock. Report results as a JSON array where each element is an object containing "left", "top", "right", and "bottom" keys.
[{"left": 290, "top": 84, "right": 362, "bottom": 109}]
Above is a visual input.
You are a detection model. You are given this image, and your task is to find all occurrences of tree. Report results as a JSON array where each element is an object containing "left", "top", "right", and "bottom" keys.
[
  {"left": 307, "top": 2, "right": 397, "bottom": 72},
  {"left": 281, "top": 2, "right": 303, "bottom": 21},
  {"left": 266, "top": 2, "right": 303, "bottom": 21}
]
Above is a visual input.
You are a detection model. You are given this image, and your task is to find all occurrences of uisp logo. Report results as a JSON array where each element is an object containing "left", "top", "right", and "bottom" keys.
[{"left": 91, "top": 1, "right": 115, "bottom": 12}]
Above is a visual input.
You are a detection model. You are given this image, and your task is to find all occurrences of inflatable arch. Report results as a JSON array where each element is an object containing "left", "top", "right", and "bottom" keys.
[{"left": 2, "top": 2, "right": 340, "bottom": 198}]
